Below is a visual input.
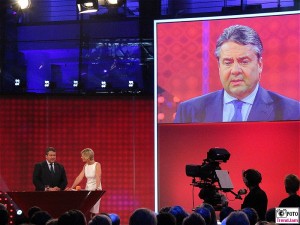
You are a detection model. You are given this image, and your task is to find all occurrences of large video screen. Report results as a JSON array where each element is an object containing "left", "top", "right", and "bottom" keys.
[
  {"left": 155, "top": 11, "right": 299, "bottom": 124},
  {"left": 154, "top": 11, "right": 300, "bottom": 213}
]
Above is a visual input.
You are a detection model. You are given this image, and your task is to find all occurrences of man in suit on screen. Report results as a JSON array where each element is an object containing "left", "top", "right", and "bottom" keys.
[
  {"left": 33, "top": 147, "right": 68, "bottom": 191},
  {"left": 174, "top": 25, "right": 300, "bottom": 123}
]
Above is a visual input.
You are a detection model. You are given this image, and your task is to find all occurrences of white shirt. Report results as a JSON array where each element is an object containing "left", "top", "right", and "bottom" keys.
[{"left": 223, "top": 84, "right": 259, "bottom": 122}]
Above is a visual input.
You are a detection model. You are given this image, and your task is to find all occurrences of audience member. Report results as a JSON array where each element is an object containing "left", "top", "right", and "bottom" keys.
[
  {"left": 45, "top": 219, "right": 58, "bottom": 225},
  {"left": 0, "top": 209, "right": 9, "bottom": 225},
  {"left": 194, "top": 206, "right": 211, "bottom": 225},
  {"left": 157, "top": 212, "right": 176, "bottom": 225},
  {"left": 200, "top": 203, "right": 217, "bottom": 225},
  {"left": 169, "top": 205, "right": 189, "bottom": 225},
  {"left": 159, "top": 206, "right": 172, "bottom": 213},
  {"left": 241, "top": 208, "right": 258, "bottom": 225},
  {"left": 129, "top": 208, "right": 157, "bottom": 225},
  {"left": 279, "top": 174, "right": 300, "bottom": 207},
  {"left": 265, "top": 208, "right": 275, "bottom": 223},
  {"left": 0, "top": 203, "right": 7, "bottom": 210},
  {"left": 28, "top": 206, "right": 42, "bottom": 221},
  {"left": 254, "top": 221, "right": 269, "bottom": 225},
  {"left": 226, "top": 211, "right": 250, "bottom": 225},
  {"left": 219, "top": 206, "right": 235, "bottom": 222},
  {"left": 182, "top": 213, "right": 206, "bottom": 225},
  {"left": 242, "top": 169, "right": 268, "bottom": 220},
  {"left": 88, "top": 214, "right": 112, "bottom": 225},
  {"left": 108, "top": 213, "right": 120, "bottom": 225},
  {"left": 30, "top": 210, "right": 52, "bottom": 225},
  {"left": 57, "top": 209, "right": 86, "bottom": 225}
]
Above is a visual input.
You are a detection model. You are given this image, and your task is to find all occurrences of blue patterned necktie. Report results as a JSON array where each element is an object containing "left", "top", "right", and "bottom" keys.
[{"left": 231, "top": 100, "right": 243, "bottom": 122}]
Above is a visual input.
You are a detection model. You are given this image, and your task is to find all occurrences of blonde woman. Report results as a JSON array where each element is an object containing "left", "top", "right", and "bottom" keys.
[{"left": 68, "top": 148, "right": 102, "bottom": 215}]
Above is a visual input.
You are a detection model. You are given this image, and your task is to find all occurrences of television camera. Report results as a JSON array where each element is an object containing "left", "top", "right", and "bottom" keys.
[{"left": 186, "top": 148, "right": 245, "bottom": 210}]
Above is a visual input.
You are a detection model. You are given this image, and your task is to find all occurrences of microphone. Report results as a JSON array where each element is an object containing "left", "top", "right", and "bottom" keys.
[
  {"left": 238, "top": 189, "right": 247, "bottom": 195},
  {"left": 236, "top": 188, "right": 247, "bottom": 199}
]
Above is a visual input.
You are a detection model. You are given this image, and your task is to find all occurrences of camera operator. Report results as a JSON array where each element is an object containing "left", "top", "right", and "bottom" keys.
[
  {"left": 241, "top": 169, "right": 268, "bottom": 221},
  {"left": 279, "top": 174, "right": 300, "bottom": 207}
]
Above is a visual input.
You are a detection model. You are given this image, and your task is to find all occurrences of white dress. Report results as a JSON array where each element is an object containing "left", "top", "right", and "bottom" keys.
[{"left": 84, "top": 162, "right": 102, "bottom": 214}]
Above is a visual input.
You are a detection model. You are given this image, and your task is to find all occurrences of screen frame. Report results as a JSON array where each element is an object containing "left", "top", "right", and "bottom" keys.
[{"left": 154, "top": 10, "right": 300, "bottom": 212}]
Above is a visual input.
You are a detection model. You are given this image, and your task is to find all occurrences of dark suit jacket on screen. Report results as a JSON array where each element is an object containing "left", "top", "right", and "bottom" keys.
[
  {"left": 174, "top": 86, "right": 300, "bottom": 123},
  {"left": 33, "top": 161, "right": 68, "bottom": 191}
]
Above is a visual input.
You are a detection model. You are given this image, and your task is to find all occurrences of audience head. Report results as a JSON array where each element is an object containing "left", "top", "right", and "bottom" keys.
[
  {"left": 241, "top": 208, "right": 258, "bottom": 225},
  {"left": 46, "top": 218, "right": 58, "bottom": 225},
  {"left": 58, "top": 209, "right": 86, "bottom": 225},
  {"left": 200, "top": 203, "right": 217, "bottom": 225},
  {"left": 226, "top": 211, "right": 250, "bottom": 225},
  {"left": 194, "top": 206, "right": 211, "bottom": 225},
  {"left": 219, "top": 206, "right": 235, "bottom": 222},
  {"left": 169, "top": 205, "right": 189, "bottom": 225},
  {"left": 28, "top": 206, "right": 42, "bottom": 220},
  {"left": 254, "top": 221, "right": 269, "bottom": 225},
  {"left": 30, "top": 210, "right": 52, "bottom": 225},
  {"left": 243, "top": 169, "right": 262, "bottom": 187},
  {"left": 0, "top": 209, "right": 9, "bottom": 225},
  {"left": 129, "top": 208, "right": 157, "bottom": 225},
  {"left": 157, "top": 212, "right": 176, "bottom": 225},
  {"left": 88, "top": 214, "right": 112, "bottom": 225},
  {"left": 284, "top": 174, "right": 299, "bottom": 194},
  {"left": 182, "top": 213, "right": 206, "bottom": 225},
  {"left": 108, "top": 213, "right": 120, "bottom": 225},
  {"left": 0, "top": 203, "right": 7, "bottom": 210},
  {"left": 265, "top": 208, "right": 275, "bottom": 223},
  {"left": 159, "top": 206, "right": 172, "bottom": 213}
]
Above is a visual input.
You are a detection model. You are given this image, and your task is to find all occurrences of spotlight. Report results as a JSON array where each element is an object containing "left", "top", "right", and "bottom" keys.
[
  {"left": 17, "top": 0, "right": 31, "bottom": 9},
  {"left": 14, "top": 79, "right": 21, "bottom": 86},
  {"left": 98, "top": 0, "right": 126, "bottom": 7},
  {"left": 77, "top": 0, "right": 98, "bottom": 14},
  {"left": 101, "top": 81, "right": 107, "bottom": 88},
  {"left": 44, "top": 80, "right": 56, "bottom": 89},
  {"left": 73, "top": 80, "right": 79, "bottom": 88}
]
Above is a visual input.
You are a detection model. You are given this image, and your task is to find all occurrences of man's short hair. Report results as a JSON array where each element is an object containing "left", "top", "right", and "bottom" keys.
[
  {"left": 284, "top": 174, "right": 300, "bottom": 194},
  {"left": 243, "top": 169, "right": 262, "bottom": 187},
  {"left": 215, "top": 25, "right": 263, "bottom": 60},
  {"left": 45, "top": 147, "right": 56, "bottom": 155}
]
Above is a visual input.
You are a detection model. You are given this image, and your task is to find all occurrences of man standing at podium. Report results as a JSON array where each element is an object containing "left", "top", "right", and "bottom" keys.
[{"left": 33, "top": 147, "right": 68, "bottom": 191}]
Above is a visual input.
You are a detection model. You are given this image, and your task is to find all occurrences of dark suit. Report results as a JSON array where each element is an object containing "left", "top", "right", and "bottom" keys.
[
  {"left": 174, "top": 86, "right": 300, "bottom": 123},
  {"left": 33, "top": 161, "right": 68, "bottom": 191},
  {"left": 241, "top": 186, "right": 268, "bottom": 220}
]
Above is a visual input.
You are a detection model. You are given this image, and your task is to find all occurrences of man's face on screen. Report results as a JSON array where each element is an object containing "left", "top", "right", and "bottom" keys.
[{"left": 218, "top": 41, "right": 262, "bottom": 99}]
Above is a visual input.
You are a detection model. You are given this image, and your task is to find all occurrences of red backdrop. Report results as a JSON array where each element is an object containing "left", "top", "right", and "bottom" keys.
[
  {"left": 156, "top": 13, "right": 300, "bottom": 123},
  {"left": 0, "top": 95, "right": 154, "bottom": 224},
  {"left": 158, "top": 121, "right": 300, "bottom": 212}
]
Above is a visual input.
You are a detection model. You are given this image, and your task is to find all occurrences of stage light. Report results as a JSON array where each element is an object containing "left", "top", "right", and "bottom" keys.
[
  {"left": 17, "top": 0, "right": 31, "bottom": 9},
  {"left": 44, "top": 80, "right": 50, "bottom": 88},
  {"left": 101, "top": 81, "right": 107, "bottom": 88},
  {"left": 77, "top": 0, "right": 98, "bottom": 14},
  {"left": 73, "top": 80, "right": 79, "bottom": 88},
  {"left": 128, "top": 80, "right": 134, "bottom": 88},
  {"left": 98, "top": 0, "right": 126, "bottom": 7},
  {"left": 44, "top": 80, "right": 55, "bottom": 89},
  {"left": 14, "top": 79, "right": 21, "bottom": 86}
]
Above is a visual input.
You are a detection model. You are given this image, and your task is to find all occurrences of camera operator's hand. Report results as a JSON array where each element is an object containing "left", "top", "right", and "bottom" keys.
[{"left": 220, "top": 194, "right": 228, "bottom": 207}]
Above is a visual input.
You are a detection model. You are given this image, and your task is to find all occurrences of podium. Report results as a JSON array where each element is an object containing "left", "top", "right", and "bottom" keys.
[{"left": 6, "top": 190, "right": 105, "bottom": 218}]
